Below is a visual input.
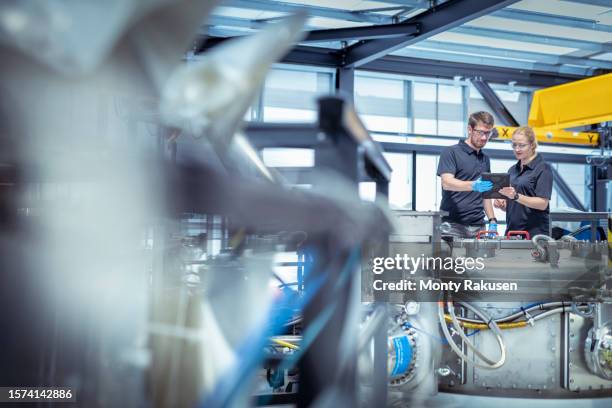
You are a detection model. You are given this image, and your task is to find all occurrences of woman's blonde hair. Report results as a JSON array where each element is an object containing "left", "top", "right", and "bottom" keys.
[{"left": 513, "top": 126, "right": 537, "bottom": 150}]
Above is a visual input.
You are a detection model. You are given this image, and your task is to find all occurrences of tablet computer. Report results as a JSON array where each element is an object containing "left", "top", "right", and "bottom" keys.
[{"left": 481, "top": 172, "right": 510, "bottom": 199}]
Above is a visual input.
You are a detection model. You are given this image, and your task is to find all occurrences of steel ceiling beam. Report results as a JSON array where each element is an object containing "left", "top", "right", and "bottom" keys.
[
  {"left": 206, "top": 26, "right": 257, "bottom": 38},
  {"left": 561, "top": 0, "right": 612, "bottom": 6},
  {"left": 396, "top": 48, "right": 596, "bottom": 75},
  {"left": 195, "top": 36, "right": 342, "bottom": 66},
  {"left": 208, "top": 13, "right": 420, "bottom": 43},
  {"left": 360, "top": 54, "right": 587, "bottom": 87},
  {"left": 304, "top": 22, "right": 420, "bottom": 42},
  {"left": 206, "top": 15, "right": 612, "bottom": 71},
  {"left": 353, "top": 6, "right": 410, "bottom": 13},
  {"left": 369, "top": 0, "right": 432, "bottom": 6},
  {"left": 196, "top": 36, "right": 589, "bottom": 87},
  {"left": 222, "top": 0, "right": 392, "bottom": 24},
  {"left": 206, "top": 15, "right": 319, "bottom": 31},
  {"left": 282, "top": 45, "right": 342, "bottom": 67},
  {"left": 494, "top": 9, "right": 612, "bottom": 33},
  {"left": 417, "top": 40, "right": 612, "bottom": 69},
  {"left": 454, "top": 26, "right": 612, "bottom": 53},
  {"left": 341, "top": 0, "right": 520, "bottom": 67},
  {"left": 566, "top": 49, "right": 609, "bottom": 58},
  {"left": 207, "top": 15, "right": 265, "bottom": 29}
]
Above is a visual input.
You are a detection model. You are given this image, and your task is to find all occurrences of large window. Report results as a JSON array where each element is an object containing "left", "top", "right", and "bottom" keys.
[
  {"left": 437, "top": 84, "right": 464, "bottom": 136},
  {"left": 412, "top": 82, "right": 436, "bottom": 135},
  {"left": 386, "top": 152, "right": 413, "bottom": 209},
  {"left": 356, "top": 72, "right": 468, "bottom": 137},
  {"left": 355, "top": 74, "right": 409, "bottom": 133},
  {"left": 413, "top": 82, "right": 465, "bottom": 137},
  {"left": 415, "top": 154, "right": 443, "bottom": 211},
  {"left": 261, "top": 66, "right": 333, "bottom": 122},
  {"left": 355, "top": 72, "right": 535, "bottom": 138}
]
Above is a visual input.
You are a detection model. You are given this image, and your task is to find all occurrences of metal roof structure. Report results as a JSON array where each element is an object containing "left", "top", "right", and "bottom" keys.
[{"left": 201, "top": 0, "right": 612, "bottom": 85}]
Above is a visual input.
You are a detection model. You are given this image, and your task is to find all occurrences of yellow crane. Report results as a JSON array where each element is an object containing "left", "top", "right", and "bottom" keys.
[{"left": 496, "top": 72, "right": 612, "bottom": 146}]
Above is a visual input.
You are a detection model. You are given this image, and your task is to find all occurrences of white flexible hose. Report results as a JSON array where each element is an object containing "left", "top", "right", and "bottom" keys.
[
  {"left": 437, "top": 299, "right": 506, "bottom": 369},
  {"left": 447, "top": 301, "right": 500, "bottom": 367}
]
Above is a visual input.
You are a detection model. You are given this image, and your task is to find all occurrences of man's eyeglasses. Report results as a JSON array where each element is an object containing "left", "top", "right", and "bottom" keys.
[
  {"left": 470, "top": 128, "right": 493, "bottom": 138},
  {"left": 511, "top": 143, "right": 530, "bottom": 150}
]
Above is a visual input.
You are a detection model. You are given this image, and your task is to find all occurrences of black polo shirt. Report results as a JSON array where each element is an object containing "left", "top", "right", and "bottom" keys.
[
  {"left": 437, "top": 140, "right": 491, "bottom": 225},
  {"left": 506, "top": 154, "right": 553, "bottom": 237}
]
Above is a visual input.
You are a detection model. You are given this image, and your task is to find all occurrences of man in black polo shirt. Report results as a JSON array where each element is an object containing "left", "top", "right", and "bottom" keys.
[{"left": 436, "top": 111, "right": 497, "bottom": 239}]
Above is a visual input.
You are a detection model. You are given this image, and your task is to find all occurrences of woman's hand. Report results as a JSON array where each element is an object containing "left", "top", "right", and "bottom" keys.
[
  {"left": 498, "top": 186, "right": 516, "bottom": 200},
  {"left": 493, "top": 198, "right": 506, "bottom": 211}
]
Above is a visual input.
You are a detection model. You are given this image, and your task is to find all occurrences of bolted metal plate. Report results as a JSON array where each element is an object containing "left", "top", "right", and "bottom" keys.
[
  {"left": 568, "top": 315, "right": 612, "bottom": 392},
  {"left": 471, "top": 309, "right": 560, "bottom": 392}
]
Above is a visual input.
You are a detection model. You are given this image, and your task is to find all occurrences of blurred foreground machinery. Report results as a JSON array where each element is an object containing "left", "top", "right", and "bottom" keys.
[
  {"left": 2, "top": 2, "right": 612, "bottom": 408},
  {"left": 0, "top": 1, "right": 393, "bottom": 407},
  {"left": 0, "top": 9, "right": 439, "bottom": 402}
]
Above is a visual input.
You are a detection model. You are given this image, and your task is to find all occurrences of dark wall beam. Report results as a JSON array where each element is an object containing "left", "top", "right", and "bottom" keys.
[
  {"left": 304, "top": 22, "right": 420, "bottom": 43},
  {"left": 470, "top": 77, "right": 520, "bottom": 126},
  {"left": 360, "top": 55, "right": 586, "bottom": 88},
  {"left": 245, "top": 125, "right": 592, "bottom": 165},
  {"left": 195, "top": 38, "right": 589, "bottom": 87},
  {"left": 244, "top": 123, "right": 319, "bottom": 148},
  {"left": 282, "top": 45, "right": 342, "bottom": 67},
  {"left": 341, "top": 0, "right": 520, "bottom": 67},
  {"left": 194, "top": 36, "right": 343, "bottom": 67},
  {"left": 336, "top": 67, "right": 355, "bottom": 101},
  {"left": 380, "top": 142, "right": 591, "bottom": 164}
]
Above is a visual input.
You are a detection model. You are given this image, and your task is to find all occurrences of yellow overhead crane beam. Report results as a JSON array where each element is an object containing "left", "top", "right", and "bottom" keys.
[
  {"left": 528, "top": 72, "right": 612, "bottom": 130},
  {"left": 495, "top": 126, "right": 599, "bottom": 146},
  {"left": 495, "top": 72, "right": 612, "bottom": 147}
]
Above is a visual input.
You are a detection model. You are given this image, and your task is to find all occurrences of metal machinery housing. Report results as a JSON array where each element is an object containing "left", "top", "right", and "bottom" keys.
[{"left": 0, "top": 1, "right": 611, "bottom": 408}]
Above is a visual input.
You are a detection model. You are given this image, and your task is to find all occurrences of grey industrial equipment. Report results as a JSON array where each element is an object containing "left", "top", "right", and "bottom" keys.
[{"left": 374, "top": 210, "right": 612, "bottom": 406}]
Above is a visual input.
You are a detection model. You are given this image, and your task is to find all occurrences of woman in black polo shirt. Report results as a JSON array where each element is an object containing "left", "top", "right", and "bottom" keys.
[{"left": 494, "top": 126, "right": 553, "bottom": 238}]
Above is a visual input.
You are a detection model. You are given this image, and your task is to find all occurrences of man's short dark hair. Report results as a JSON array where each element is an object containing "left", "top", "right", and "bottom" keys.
[{"left": 468, "top": 111, "right": 494, "bottom": 128}]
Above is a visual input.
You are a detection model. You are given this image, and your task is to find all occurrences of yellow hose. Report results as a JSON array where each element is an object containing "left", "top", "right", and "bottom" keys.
[
  {"left": 271, "top": 338, "right": 299, "bottom": 350},
  {"left": 444, "top": 314, "right": 528, "bottom": 330}
]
